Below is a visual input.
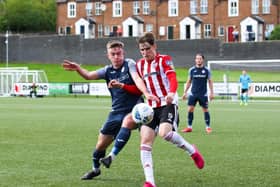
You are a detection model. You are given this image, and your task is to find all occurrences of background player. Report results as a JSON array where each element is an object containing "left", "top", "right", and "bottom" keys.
[
  {"left": 181, "top": 53, "right": 214, "bottom": 134},
  {"left": 239, "top": 70, "right": 252, "bottom": 106}
]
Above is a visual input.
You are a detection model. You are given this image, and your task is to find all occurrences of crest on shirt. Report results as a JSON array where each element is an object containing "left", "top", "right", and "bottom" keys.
[
  {"left": 202, "top": 70, "right": 205, "bottom": 74},
  {"left": 166, "top": 60, "right": 174, "bottom": 69}
]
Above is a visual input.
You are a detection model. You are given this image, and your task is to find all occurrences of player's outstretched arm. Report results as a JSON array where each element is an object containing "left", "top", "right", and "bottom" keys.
[{"left": 62, "top": 59, "right": 99, "bottom": 80}]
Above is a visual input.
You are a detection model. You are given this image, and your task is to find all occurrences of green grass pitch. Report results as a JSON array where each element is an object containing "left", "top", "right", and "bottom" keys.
[{"left": 0, "top": 97, "right": 279, "bottom": 187}]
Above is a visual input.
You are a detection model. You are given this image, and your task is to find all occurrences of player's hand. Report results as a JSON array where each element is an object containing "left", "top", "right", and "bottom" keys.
[
  {"left": 62, "top": 60, "right": 80, "bottom": 71},
  {"left": 182, "top": 93, "right": 188, "bottom": 100},
  {"left": 165, "top": 92, "right": 175, "bottom": 105},
  {"left": 144, "top": 93, "right": 160, "bottom": 103},
  {"left": 209, "top": 93, "right": 214, "bottom": 101},
  {"left": 108, "top": 79, "right": 123, "bottom": 89}
]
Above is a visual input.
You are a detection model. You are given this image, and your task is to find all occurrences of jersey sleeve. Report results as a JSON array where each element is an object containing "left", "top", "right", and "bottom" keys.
[
  {"left": 96, "top": 65, "right": 109, "bottom": 79},
  {"left": 126, "top": 58, "right": 137, "bottom": 75}
]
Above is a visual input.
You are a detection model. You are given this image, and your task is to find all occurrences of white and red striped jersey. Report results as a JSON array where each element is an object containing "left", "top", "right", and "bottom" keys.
[{"left": 136, "top": 53, "right": 178, "bottom": 108}]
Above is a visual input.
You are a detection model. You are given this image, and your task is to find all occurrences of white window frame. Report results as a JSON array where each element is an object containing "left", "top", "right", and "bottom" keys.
[
  {"left": 251, "top": 0, "right": 259, "bottom": 14},
  {"left": 113, "top": 1, "right": 122, "bottom": 17},
  {"left": 190, "top": 0, "right": 198, "bottom": 15},
  {"left": 104, "top": 25, "right": 110, "bottom": 36},
  {"left": 95, "top": 2, "right": 102, "bottom": 16},
  {"left": 228, "top": 0, "right": 238, "bottom": 17},
  {"left": 143, "top": 1, "right": 150, "bottom": 15},
  {"left": 204, "top": 24, "right": 211, "bottom": 38},
  {"left": 97, "top": 24, "right": 103, "bottom": 38},
  {"left": 262, "top": 0, "right": 270, "bottom": 14},
  {"left": 133, "top": 1, "right": 140, "bottom": 15},
  {"left": 145, "top": 24, "right": 153, "bottom": 32},
  {"left": 168, "top": 0, "right": 178, "bottom": 17},
  {"left": 200, "top": 0, "right": 208, "bottom": 14},
  {"left": 67, "top": 2, "right": 76, "bottom": 18}
]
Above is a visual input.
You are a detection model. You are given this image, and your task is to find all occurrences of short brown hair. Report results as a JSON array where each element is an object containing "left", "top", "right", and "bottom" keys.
[
  {"left": 106, "top": 40, "right": 124, "bottom": 49},
  {"left": 138, "top": 32, "right": 155, "bottom": 45}
]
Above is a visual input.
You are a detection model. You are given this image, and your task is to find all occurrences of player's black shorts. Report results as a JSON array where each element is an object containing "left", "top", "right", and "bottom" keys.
[
  {"left": 100, "top": 110, "right": 130, "bottom": 138},
  {"left": 241, "top": 88, "right": 248, "bottom": 94},
  {"left": 188, "top": 94, "right": 209, "bottom": 108},
  {"left": 143, "top": 104, "right": 179, "bottom": 131}
]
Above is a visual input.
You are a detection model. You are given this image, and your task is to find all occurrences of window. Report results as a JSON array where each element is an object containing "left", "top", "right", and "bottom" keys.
[
  {"left": 67, "top": 2, "right": 76, "bottom": 18},
  {"left": 95, "top": 2, "right": 102, "bottom": 16},
  {"left": 143, "top": 1, "right": 150, "bottom": 15},
  {"left": 218, "top": 26, "right": 224, "bottom": 36},
  {"left": 251, "top": 0, "right": 259, "bottom": 14},
  {"left": 262, "top": 0, "right": 270, "bottom": 14},
  {"left": 200, "top": 0, "right": 208, "bottom": 14},
  {"left": 104, "top": 26, "right": 110, "bottom": 36},
  {"left": 86, "top": 2, "right": 93, "bottom": 17},
  {"left": 204, "top": 24, "right": 211, "bottom": 38},
  {"left": 98, "top": 24, "right": 103, "bottom": 38},
  {"left": 168, "top": 0, "right": 178, "bottom": 17},
  {"left": 145, "top": 24, "right": 153, "bottom": 32},
  {"left": 113, "top": 1, "right": 122, "bottom": 17},
  {"left": 190, "top": 0, "right": 198, "bottom": 15},
  {"left": 228, "top": 0, "right": 238, "bottom": 17},
  {"left": 133, "top": 1, "right": 140, "bottom": 15}
]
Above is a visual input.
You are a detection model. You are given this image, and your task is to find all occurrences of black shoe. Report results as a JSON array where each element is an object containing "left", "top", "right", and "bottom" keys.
[
  {"left": 81, "top": 170, "right": 101, "bottom": 180},
  {"left": 100, "top": 156, "right": 112, "bottom": 168}
]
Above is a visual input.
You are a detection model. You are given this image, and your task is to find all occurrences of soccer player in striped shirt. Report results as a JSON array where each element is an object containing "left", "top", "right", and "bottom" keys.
[
  {"left": 101, "top": 33, "right": 205, "bottom": 187},
  {"left": 181, "top": 53, "right": 214, "bottom": 134}
]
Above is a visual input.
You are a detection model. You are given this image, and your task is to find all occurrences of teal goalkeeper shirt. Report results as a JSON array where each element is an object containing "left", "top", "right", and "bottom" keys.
[{"left": 239, "top": 74, "right": 252, "bottom": 89}]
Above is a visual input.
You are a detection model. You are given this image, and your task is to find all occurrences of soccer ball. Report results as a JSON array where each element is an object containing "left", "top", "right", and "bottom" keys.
[{"left": 132, "top": 103, "right": 154, "bottom": 125}]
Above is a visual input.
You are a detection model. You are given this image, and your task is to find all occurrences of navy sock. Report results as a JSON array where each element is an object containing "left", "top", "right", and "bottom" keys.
[
  {"left": 188, "top": 112, "right": 193, "bottom": 126},
  {"left": 112, "top": 127, "right": 131, "bottom": 156},
  {"left": 92, "top": 149, "right": 105, "bottom": 169},
  {"left": 204, "top": 112, "right": 210, "bottom": 127}
]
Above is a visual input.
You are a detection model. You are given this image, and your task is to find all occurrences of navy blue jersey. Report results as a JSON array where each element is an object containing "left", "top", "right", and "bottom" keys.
[
  {"left": 188, "top": 66, "right": 211, "bottom": 96},
  {"left": 97, "top": 59, "right": 142, "bottom": 112}
]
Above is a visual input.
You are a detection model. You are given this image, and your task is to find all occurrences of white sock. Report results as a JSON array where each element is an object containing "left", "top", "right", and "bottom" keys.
[
  {"left": 164, "top": 131, "right": 195, "bottom": 155},
  {"left": 140, "top": 144, "right": 155, "bottom": 186},
  {"left": 109, "top": 152, "right": 116, "bottom": 160}
]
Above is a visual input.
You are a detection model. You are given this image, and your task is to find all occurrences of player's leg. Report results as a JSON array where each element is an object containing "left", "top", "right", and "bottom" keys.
[
  {"left": 81, "top": 111, "right": 124, "bottom": 180},
  {"left": 199, "top": 96, "right": 212, "bottom": 134},
  {"left": 240, "top": 89, "right": 245, "bottom": 105},
  {"left": 158, "top": 105, "right": 204, "bottom": 169},
  {"left": 81, "top": 133, "right": 113, "bottom": 180},
  {"left": 140, "top": 125, "right": 156, "bottom": 187},
  {"left": 100, "top": 113, "right": 137, "bottom": 168},
  {"left": 181, "top": 95, "right": 196, "bottom": 133},
  {"left": 244, "top": 90, "right": 249, "bottom": 105}
]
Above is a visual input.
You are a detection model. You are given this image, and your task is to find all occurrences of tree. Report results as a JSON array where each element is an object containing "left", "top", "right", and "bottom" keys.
[
  {"left": 0, "top": 0, "right": 56, "bottom": 33},
  {"left": 269, "top": 25, "right": 280, "bottom": 40}
]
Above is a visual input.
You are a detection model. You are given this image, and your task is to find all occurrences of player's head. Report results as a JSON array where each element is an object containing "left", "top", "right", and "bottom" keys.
[
  {"left": 137, "top": 32, "right": 157, "bottom": 61},
  {"left": 242, "top": 70, "right": 247, "bottom": 75},
  {"left": 106, "top": 40, "right": 125, "bottom": 68},
  {"left": 195, "top": 53, "right": 204, "bottom": 67}
]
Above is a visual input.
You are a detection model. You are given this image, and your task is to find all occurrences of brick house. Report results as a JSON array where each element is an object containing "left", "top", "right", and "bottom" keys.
[{"left": 56, "top": 0, "right": 280, "bottom": 42}]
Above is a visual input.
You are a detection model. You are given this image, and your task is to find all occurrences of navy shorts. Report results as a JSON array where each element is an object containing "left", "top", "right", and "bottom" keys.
[
  {"left": 100, "top": 110, "right": 130, "bottom": 138},
  {"left": 188, "top": 95, "right": 209, "bottom": 108},
  {"left": 241, "top": 88, "right": 248, "bottom": 94},
  {"left": 143, "top": 104, "right": 179, "bottom": 131}
]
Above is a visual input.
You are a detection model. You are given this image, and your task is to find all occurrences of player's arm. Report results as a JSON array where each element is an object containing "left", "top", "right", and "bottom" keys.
[
  {"left": 182, "top": 78, "right": 191, "bottom": 100},
  {"left": 62, "top": 59, "right": 99, "bottom": 80},
  {"left": 108, "top": 79, "right": 142, "bottom": 96},
  {"left": 128, "top": 60, "right": 159, "bottom": 102},
  {"left": 208, "top": 79, "right": 214, "bottom": 101}
]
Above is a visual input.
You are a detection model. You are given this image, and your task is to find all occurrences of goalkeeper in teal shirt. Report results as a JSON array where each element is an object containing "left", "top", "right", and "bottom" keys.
[{"left": 239, "top": 70, "right": 252, "bottom": 105}]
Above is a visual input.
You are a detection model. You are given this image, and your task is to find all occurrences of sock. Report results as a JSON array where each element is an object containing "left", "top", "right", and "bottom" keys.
[
  {"left": 92, "top": 149, "right": 105, "bottom": 170},
  {"left": 245, "top": 93, "right": 248, "bottom": 103},
  {"left": 204, "top": 112, "right": 210, "bottom": 127},
  {"left": 110, "top": 127, "right": 131, "bottom": 160},
  {"left": 188, "top": 112, "right": 193, "bottom": 128},
  {"left": 141, "top": 144, "right": 155, "bottom": 186},
  {"left": 164, "top": 131, "right": 195, "bottom": 155}
]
